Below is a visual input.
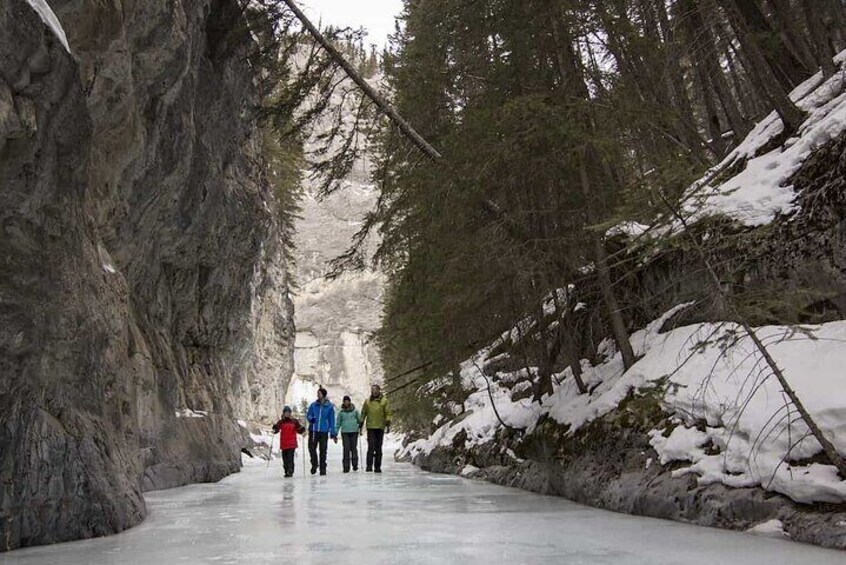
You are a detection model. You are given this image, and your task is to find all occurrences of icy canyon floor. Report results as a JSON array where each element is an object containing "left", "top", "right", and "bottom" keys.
[{"left": 1, "top": 441, "right": 843, "bottom": 565}]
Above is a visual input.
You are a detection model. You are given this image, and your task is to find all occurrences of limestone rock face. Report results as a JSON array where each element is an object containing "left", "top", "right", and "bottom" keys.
[
  {"left": 288, "top": 166, "right": 384, "bottom": 409},
  {"left": 0, "top": 0, "right": 294, "bottom": 550}
]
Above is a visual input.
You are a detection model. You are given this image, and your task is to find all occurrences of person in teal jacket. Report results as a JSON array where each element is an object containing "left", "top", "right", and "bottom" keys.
[{"left": 336, "top": 395, "right": 361, "bottom": 472}]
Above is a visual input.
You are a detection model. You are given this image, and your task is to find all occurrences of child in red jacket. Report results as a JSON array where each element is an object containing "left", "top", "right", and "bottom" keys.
[{"left": 271, "top": 406, "right": 306, "bottom": 477}]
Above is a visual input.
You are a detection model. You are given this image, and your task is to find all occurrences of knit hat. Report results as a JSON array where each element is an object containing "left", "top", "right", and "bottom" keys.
[
  {"left": 282, "top": 405, "right": 292, "bottom": 414},
  {"left": 343, "top": 395, "right": 351, "bottom": 402}
]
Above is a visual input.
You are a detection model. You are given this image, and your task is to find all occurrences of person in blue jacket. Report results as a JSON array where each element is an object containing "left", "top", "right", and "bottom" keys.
[{"left": 306, "top": 387, "right": 337, "bottom": 475}]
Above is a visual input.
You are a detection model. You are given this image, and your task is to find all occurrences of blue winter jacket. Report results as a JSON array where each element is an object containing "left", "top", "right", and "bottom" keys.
[{"left": 306, "top": 400, "right": 337, "bottom": 437}]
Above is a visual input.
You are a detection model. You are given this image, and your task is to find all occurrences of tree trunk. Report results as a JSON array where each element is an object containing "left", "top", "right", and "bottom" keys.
[
  {"left": 279, "top": 0, "right": 443, "bottom": 161},
  {"left": 592, "top": 234, "right": 637, "bottom": 371},
  {"left": 563, "top": 314, "right": 587, "bottom": 394},
  {"left": 732, "top": 0, "right": 811, "bottom": 87},
  {"left": 658, "top": 0, "right": 714, "bottom": 163},
  {"left": 723, "top": 0, "right": 807, "bottom": 135},
  {"left": 768, "top": 0, "right": 819, "bottom": 73},
  {"left": 577, "top": 152, "right": 636, "bottom": 371},
  {"left": 718, "top": 25, "right": 763, "bottom": 119},
  {"left": 553, "top": 290, "right": 588, "bottom": 394},
  {"left": 691, "top": 0, "right": 751, "bottom": 139},
  {"left": 549, "top": 3, "right": 637, "bottom": 371},
  {"left": 689, "top": 45, "right": 728, "bottom": 154},
  {"left": 800, "top": 0, "right": 837, "bottom": 77}
]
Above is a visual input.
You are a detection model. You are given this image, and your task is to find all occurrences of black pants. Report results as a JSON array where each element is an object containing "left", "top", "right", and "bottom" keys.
[
  {"left": 366, "top": 428, "right": 385, "bottom": 472},
  {"left": 341, "top": 432, "right": 359, "bottom": 472},
  {"left": 309, "top": 431, "right": 329, "bottom": 473},
  {"left": 281, "top": 448, "right": 296, "bottom": 476}
]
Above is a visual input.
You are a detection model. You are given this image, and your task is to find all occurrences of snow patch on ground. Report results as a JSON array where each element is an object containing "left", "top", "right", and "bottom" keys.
[
  {"left": 402, "top": 306, "right": 846, "bottom": 504},
  {"left": 24, "top": 0, "right": 70, "bottom": 53}
]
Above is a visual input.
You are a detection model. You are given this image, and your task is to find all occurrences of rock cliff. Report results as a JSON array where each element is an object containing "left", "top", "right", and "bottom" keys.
[
  {"left": 0, "top": 0, "right": 294, "bottom": 550},
  {"left": 288, "top": 135, "right": 384, "bottom": 408}
]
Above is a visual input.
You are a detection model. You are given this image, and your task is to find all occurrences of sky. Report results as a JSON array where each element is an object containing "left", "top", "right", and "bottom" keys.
[{"left": 301, "top": 0, "right": 404, "bottom": 48}]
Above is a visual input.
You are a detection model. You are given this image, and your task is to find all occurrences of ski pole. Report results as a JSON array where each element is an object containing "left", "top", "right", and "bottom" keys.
[
  {"left": 302, "top": 434, "right": 306, "bottom": 477},
  {"left": 267, "top": 432, "right": 274, "bottom": 469}
]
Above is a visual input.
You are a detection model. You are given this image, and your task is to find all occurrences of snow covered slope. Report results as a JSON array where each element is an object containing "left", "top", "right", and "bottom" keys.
[
  {"left": 403, "top": 308, "right": 846, "bottom": 505},
  {"left": 682, "top": 52, "right": 846, "bottom": 227}
]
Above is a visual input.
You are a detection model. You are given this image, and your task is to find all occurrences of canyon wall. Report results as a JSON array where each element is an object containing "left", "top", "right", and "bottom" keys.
[
  {"left": 288, "top": 164, "right": 384, "bottom": 410},
  {"left": 0, "top": 0, "right": 294, "bottom": 550}
]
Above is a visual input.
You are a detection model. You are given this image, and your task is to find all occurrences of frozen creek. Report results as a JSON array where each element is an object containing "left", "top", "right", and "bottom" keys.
[{"left": 2, "top": 442, "right": 844, "bottom": 564}]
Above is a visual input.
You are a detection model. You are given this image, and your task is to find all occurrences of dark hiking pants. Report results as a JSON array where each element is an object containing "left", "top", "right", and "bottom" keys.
[
  {"left": 366, "top": 428, "right": 385, "bottom": 472},
  {"left": 282, "top": 448, "right": 296, "bottom": 476},
  {"left": 341, "top": 432, "right": 359, "bottom": 472},
  {"left": 309, "top": 431, "right": 329, "bottom": 473}
]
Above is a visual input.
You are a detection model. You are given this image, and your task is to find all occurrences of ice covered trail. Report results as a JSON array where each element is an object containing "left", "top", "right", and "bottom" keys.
[{"left": 2, "top": 443, "right": 844, "bottom": 565}]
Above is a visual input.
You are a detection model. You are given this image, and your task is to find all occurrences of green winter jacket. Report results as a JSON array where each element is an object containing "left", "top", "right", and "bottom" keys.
[
  {"left": 360, "top": 395, "right": 391, "bottom": 430},
  {"left": 336, "top": 406, "right": 361, "bottom": 434}
]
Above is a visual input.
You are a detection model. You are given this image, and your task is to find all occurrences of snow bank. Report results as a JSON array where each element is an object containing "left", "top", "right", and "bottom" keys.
[
  {"left": 605, "top": 52, "right": 846, "bottom": 239},
  {"left": 403, "top": 307, "right": 846, "bottom": 504},
  {"left": 681, "top": 52, "right": 846, "bottom": 227},
  {"left": 747, "top": 519, "right": 789, "bottom": 539},
  {"left": 24, "top": 0, "right": 70, "bottom": 53}
]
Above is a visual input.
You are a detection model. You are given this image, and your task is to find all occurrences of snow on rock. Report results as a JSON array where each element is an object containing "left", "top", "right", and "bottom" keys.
[
  {"left": 250, "top": 429, "right": 274, "bottom": 447},
  {"left": 681, "top": 53, "right": 846, "bottom": 227},
  {"left": 606, "top": 220, "right": 650, "bottom": 239},
  {"left": 24, "top": 0, "right": 70, "bottom": 53},
  {"left": 648, "top": 427, "right": 711, "bottom": 465},
  {"left": 460, "top": 464, "right": 480, "bottom": 477},
  {"left": 174, "top": 408, "right": 208, "bottom": 418},
  {"left": 403, "top": 304, "right": 846, "bottom": 505},
  {"left": 747, "top": 519, "right": 789, "bottom": 539}
]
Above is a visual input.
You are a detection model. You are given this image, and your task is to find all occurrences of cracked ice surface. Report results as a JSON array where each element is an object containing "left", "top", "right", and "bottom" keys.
[{"left": 1, "top": 443, "right": 844, "bottom": 564}]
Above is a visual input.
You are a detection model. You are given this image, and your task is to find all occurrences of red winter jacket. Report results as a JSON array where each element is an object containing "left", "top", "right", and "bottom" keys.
[{"left": 272, "top": 417, "right": 305, "bottom": 450}]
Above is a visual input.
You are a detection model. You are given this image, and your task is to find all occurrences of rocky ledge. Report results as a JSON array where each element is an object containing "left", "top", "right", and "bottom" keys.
[{"left": 404, "top": 407, "right": 846, "bottom": 550}]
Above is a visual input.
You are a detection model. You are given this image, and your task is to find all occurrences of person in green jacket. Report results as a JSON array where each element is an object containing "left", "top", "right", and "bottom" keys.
[
  {"left": 360, "top": 384, "right": 391, "bottom": 473},
  {"left": 336, "top": 395, "right": 361, "bottom": 472}
]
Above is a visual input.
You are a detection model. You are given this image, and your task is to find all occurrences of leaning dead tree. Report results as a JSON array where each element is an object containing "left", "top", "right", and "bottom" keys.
[{"left": 279, "top": 0, "right": 533, "bottom": 243}]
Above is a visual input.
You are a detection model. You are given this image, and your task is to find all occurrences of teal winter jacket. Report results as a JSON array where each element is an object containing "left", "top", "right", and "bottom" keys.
[{"left": 336, "top": 406, "right": 361, "bottom": 434}]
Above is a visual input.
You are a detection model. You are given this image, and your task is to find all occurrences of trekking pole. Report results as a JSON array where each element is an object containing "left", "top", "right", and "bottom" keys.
[{"left": 267, "top": 432, "right": 274, "bottom": 469}]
